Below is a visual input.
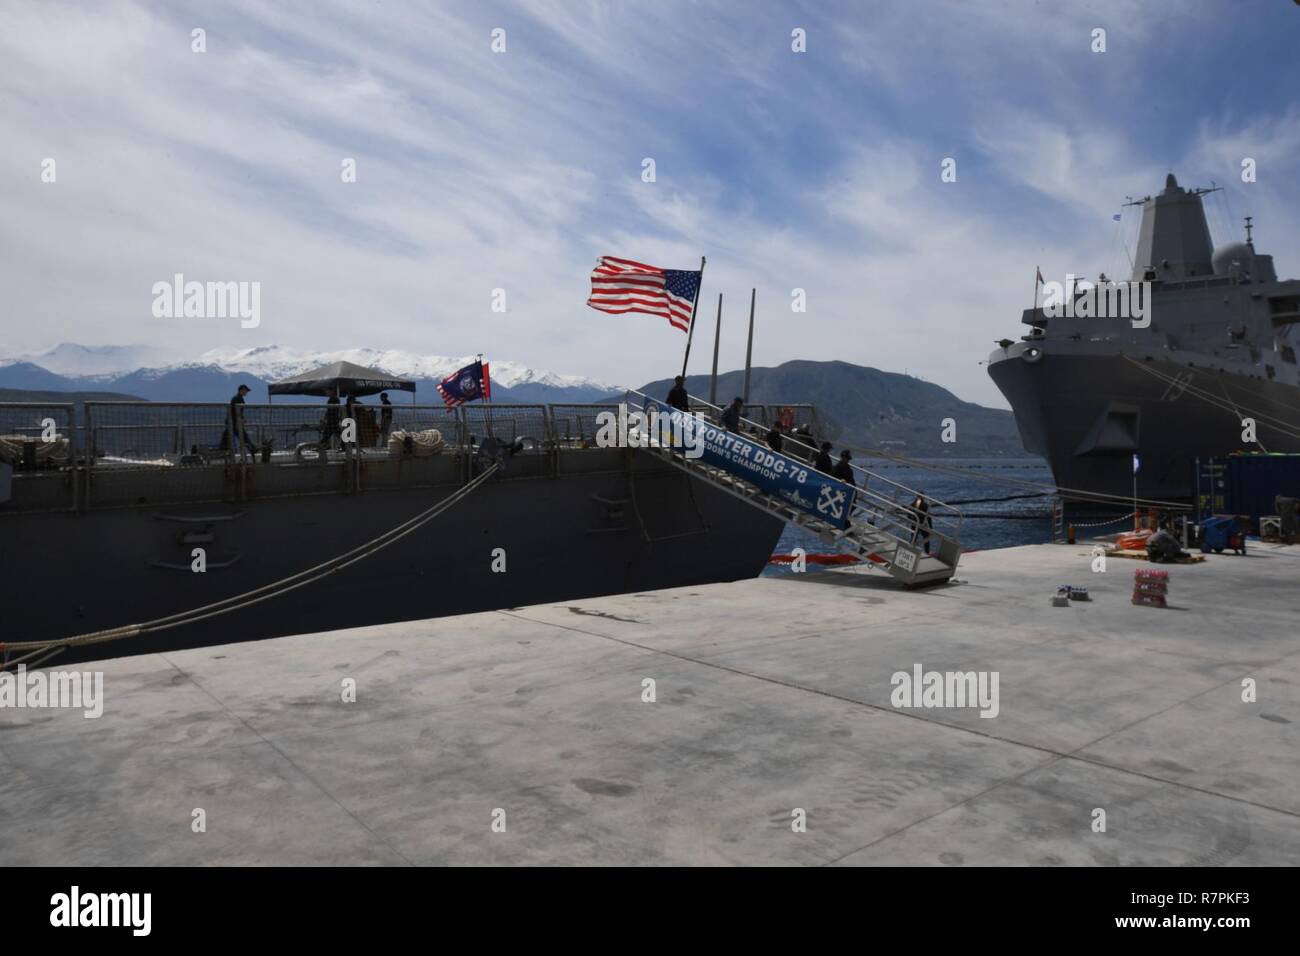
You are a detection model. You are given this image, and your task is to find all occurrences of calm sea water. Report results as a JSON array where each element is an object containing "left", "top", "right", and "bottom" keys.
[{"left": 765, "top": 456, "right": 1063, "bottom": 575}]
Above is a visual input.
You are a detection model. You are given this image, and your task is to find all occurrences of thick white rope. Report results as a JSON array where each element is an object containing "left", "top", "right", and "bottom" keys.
[{"left": 1, "top": 463, "right": 499, "bottom": 665}]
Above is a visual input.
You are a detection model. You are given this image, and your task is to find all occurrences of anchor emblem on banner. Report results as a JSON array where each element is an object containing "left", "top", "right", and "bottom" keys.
[{"left": 816, "top": 484, "right": 846, "bottom": 519}]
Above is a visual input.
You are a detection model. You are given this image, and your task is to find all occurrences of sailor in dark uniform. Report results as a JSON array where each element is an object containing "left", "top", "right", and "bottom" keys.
[
  {"left": 721, "top": 397, "right": 744, "bottom": 432},
  {"left": 226, "top": 384, "right": 256, "bottom": 456},
  {"left": 814, "top": 441, "right": 833, "bottom": 473},
  {"left": 831, "top": 449, "right": 859, "bottom": 520},
  {"left": 833, "top": 449, "right": 855, "bottom": 485},
  {"left": 321, "top": 387, "right": 342, "bottom": 449},
  {"left": 378, "top": 392, "right": 394, "bottom": 445},
  {"left": 766, "top": 423, "right": 784, "bottom": 453},
  {"left": 666, "top": 376, "right": 690, "bottom": 413},
  {"left": 910, "top": 493, "right": 933, "bottom": 554}
]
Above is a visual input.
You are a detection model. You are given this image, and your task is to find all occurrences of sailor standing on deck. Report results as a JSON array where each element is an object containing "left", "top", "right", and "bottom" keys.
[
  {"left": 378, "top": 392, "right": 394, "bottom": 445},
  {"left": 227, "top": 384, "right": 257, "bottom": 456},
  {"left": 666, "top": 376, "right": 690, "bottom": 413},
  {"left": 321, "top": 387, "right": 342, "bottom": 449}
]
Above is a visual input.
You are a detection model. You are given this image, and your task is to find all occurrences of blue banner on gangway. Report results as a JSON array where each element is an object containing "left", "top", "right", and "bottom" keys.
[{"left": 641, "top": 397, "right": 855, "bottom": 530}]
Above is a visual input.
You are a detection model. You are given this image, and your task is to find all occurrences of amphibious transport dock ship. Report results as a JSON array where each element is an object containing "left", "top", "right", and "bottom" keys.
[
  {"left": 989, "top": 174, "right": 1300, "bottom": 501},
  {"left": 0, "top": 395, "right": 959, "bottom": 665}
]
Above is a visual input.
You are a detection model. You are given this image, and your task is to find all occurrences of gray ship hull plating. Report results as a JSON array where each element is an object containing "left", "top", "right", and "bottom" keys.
[
  {"left": 989, "top": 345, "right": 1300, "bottom": 501},
  {"left": 989, "top": 174, "right": 1300, "bottom": 503},
  {"left": 1, "top": 449, "right": 784, "bottom": 665}
]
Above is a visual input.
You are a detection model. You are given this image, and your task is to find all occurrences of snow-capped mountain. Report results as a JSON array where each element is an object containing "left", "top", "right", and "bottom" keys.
[
  {"left": 5, "top": 342, "right": 184, "bottom": 377},
  {"left": 0, "top": 343, "right": 622, "bottom": 404},
  {"left": 195, "top": 345, "right": 617, "bottom": 392}
]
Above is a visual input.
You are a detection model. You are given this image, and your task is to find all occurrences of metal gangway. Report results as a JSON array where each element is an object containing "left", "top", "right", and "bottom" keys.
[{"left": 625, "top": 391, "right": 962, "bottom": 587}]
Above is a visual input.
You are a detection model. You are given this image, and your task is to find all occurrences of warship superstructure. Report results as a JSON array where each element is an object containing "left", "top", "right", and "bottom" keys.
[{"left": 989, "top": 175, "right": 1300, "bottom": 501}]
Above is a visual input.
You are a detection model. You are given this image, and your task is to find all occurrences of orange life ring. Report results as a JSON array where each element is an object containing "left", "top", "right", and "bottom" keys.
[{"left": 778, "top": 406, "right": 796, "bottom": 429}]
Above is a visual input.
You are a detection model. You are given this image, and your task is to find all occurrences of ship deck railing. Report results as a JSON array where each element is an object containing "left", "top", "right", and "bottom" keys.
[
  {"left": 0, "top": 400, "right": 757, "bottom": 513},
  {"left": 0, "top": 398, "right": 897, "bottom": 523}
]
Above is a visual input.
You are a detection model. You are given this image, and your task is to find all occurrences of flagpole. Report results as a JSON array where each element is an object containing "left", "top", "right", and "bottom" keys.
[
  {"left": 743, "top": 287, "right": 755, "bottom": 404},
  {"left": 709, "top": 292, "right": 723, "bottom": 406},
  {"left": 679, "top": 255, "right": 707, "bottom": 380},
  {"left": 1133, "top": 454, "right": 1139, "bottom": 531},
  {"left": 1032, "top": 265, "right": 1040, "bottom": 316},
  {"left": 479, "top": 352, "right": 494, "bottom": 441}
]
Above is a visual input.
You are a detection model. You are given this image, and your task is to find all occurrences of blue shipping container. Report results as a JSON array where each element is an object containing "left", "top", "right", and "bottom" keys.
[{"left": 1229, "top": 454, "right": 1300, "bottom": 523}]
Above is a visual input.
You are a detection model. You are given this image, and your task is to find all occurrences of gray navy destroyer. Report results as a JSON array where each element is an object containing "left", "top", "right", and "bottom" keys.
[
  {"left": 989, "top": 174, "right": 1300, "bottom": 502},
  {"left": 0, "top": 390, "right": 959, "bottom": 665}
]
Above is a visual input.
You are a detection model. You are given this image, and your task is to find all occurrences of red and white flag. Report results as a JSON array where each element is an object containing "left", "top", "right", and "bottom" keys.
[{"left": 586, "top": 256, "right": 702, "bottom": 333}]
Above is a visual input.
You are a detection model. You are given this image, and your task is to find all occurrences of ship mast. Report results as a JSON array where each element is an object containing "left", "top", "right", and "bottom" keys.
[{"left": 1130, "top": 174, "right": 1217, "bottom": 281}]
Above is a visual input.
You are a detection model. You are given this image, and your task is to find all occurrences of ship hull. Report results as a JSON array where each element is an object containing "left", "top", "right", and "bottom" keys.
[
  {"left": 0, "top": 450, "right": 784, "bottom": 664},
  {"left": 988, "top": 347, "right": 1300, "bottom": 503}
]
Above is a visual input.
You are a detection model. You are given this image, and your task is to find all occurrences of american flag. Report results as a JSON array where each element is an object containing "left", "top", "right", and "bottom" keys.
[{"left": 587, "top": 256, "right": 701, "bottom": 332}]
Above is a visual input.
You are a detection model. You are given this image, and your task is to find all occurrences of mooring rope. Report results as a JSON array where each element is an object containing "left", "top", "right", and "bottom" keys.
[
  {"left": 945, "top": 492, "right": 1052, "bottom": 505},
  {"left": 960, "top": 512, "right": 1054, "bottom": 520},
  {"left": 1122, "top": 356, "right": 1300, "bottom": 439},
  {"left": 1, "top": 463, "right": 500, "bottom": 670},
  {"left": 848, "top": 446, "right": 1192, "bottom": 511}
]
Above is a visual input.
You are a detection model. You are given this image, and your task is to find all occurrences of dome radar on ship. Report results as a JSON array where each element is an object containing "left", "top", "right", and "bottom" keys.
[
  {"left": 1211, "top": 216, "right": 1278, "bottom": 282},
  {"left": 1212, "top": 242, "right": 1255, "bottom": 277}
]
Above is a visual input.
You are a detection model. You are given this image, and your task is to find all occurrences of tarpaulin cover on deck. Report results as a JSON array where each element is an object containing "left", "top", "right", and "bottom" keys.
[{"left": 267, "top": 361, "right": 416, "bottom": 398}]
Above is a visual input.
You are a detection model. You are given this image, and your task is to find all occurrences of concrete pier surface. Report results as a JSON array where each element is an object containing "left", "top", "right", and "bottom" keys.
[{"left": 2, "top": 542, "right": 1297, "bottom": 866}]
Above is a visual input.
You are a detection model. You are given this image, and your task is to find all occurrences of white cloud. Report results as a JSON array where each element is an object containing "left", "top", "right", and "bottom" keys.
[{"left": 0, "top": 0, "right": 1292, "bottom": 411}]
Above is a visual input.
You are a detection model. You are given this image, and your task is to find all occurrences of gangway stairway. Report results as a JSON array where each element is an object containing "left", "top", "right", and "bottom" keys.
[{"left": 628, "top": 393, "right": 962, "bottom": 587}]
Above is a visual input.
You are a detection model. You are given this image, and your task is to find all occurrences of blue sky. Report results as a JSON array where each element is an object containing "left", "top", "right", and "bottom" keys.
[{"left": 2, "top": 0, "right": 1297, "bottom": 406}]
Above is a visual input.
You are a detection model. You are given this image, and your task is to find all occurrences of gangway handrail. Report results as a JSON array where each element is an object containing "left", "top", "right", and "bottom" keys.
[
  {"left": 621, "top": 389, "right": 959, "bottom": 583},
  {"left": 628, "top": 389, "right": 962, "bottom": 555},
  {"left": 669, "top": 392, "right": 954, "bottom": 502}
]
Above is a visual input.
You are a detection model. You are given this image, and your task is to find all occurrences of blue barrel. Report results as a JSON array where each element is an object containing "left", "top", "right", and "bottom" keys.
[{"left": 1200, "top": 516, "right": 1233, "bottom": 553}]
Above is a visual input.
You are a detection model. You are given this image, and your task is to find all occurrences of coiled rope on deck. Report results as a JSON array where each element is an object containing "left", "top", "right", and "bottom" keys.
[{"left": 0, "top": 463, "right": 500, "bottom": 671}]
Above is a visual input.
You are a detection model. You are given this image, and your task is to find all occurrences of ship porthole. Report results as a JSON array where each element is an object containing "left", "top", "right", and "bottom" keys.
[{"left": 1022, "top": 347, "right": 1043, "bottom": 363}]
